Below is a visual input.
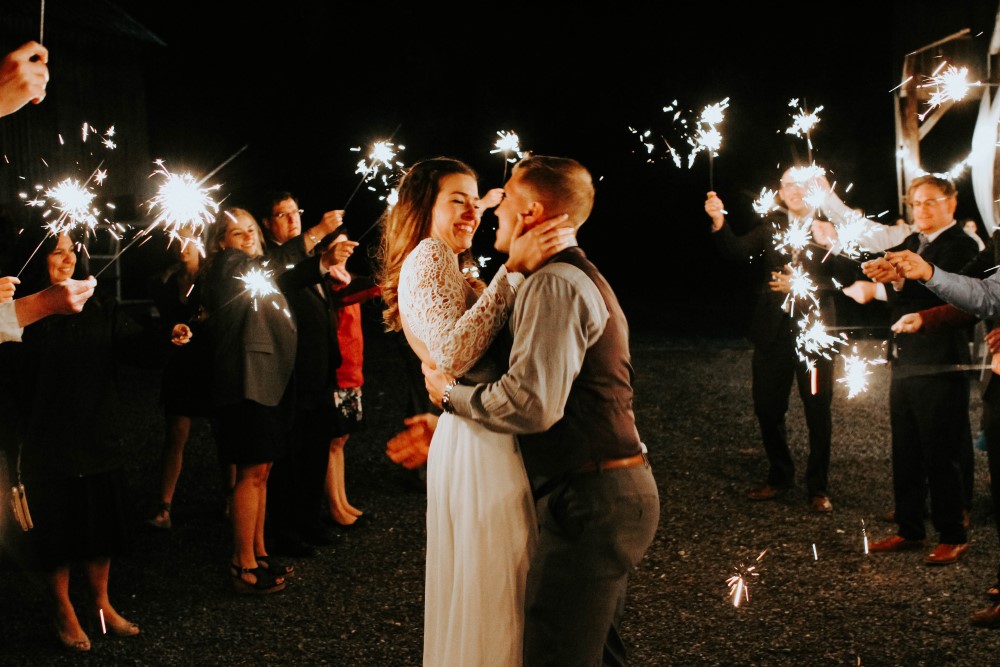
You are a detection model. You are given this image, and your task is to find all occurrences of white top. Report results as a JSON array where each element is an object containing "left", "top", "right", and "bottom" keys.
[{"left": 398, "top": 237, "right": 523, "bottom": 376}]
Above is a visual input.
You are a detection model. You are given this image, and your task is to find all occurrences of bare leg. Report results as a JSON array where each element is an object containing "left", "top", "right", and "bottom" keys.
[
  {"left": 149, "top": 414, "right": 191, "bottom": 528},
  {"left": 232, "top": 463, "right": 269, "bottom": 570},
  {"left": 84, "top": 557, "right": 138, "bottom": 636},
  {"left": 222, "top": 463, "right": 237, "bottom": 519},
  {"left": 49, "top": 566, "right": 90, "bottom": 650},
  {"left": 325, "top": 436, "right": 360, "bottom": 525}
]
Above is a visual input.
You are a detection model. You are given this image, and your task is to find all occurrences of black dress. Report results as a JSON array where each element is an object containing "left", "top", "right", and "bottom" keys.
[
  {"left": 149, "top": 264, "right": 212, "bottom": 418},
  {"left": 4, "top": 295, "right": 146, "bottom": 570}
]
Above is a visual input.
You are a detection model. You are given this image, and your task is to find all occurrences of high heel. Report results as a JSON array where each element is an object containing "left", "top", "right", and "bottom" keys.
[
  {"left": 254, "top": 554, "right": 295, "bottom": 578},
  {"left": 230, "top": 563, "right": 286, "bottom": 595},
  {"left": 146, "top": 502, "right": 172, "bottom": 530}
]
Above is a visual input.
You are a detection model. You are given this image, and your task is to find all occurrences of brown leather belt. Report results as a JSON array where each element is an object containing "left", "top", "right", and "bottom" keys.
[{"left": 574, "top": 452, "right": 649, "bottom": 474}]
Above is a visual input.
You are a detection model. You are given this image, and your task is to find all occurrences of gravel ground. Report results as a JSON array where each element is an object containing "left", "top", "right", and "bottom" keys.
[{"left": 1, "top": 306, "right": 998, "bottom": 666}]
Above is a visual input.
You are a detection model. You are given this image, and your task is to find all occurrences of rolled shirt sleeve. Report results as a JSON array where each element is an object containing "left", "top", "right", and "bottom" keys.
[{"left": 0, "top": 300, "right": 23, "bottom": 343}]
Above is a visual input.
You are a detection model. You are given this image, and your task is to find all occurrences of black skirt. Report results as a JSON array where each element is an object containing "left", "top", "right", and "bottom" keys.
[
  {"left": 23, "top": 467, "right": 129, "bottom": 571},
  {"left": 212, "top": 399, "right": 291, "bottom": 466}
]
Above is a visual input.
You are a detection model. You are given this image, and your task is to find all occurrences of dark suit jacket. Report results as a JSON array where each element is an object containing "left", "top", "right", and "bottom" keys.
[
  {"left": 269, "top": 243, "right": 340, "bottom": 413},
  {"left": 712, "top": 212, "right": 855, "bottom": 346},
  {"left": 204, "top": 238, "right": 306, "bottom": 408},
  {"left": 887, "top": 224, "right": 979, "bottom": 368}
]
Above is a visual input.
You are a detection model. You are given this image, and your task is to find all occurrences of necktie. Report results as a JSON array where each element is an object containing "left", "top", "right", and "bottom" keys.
[{"left": 916, "top": 233, "right": 930, "bottom": 255}]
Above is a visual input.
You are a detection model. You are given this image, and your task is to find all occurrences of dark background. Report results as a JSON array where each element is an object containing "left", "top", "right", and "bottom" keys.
[{"left": 5, "top": 0, "right": 1000, "bottom": 335}]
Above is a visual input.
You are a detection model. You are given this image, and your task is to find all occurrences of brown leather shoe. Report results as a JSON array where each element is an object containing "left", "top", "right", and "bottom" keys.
[
  {"left": 970, "top": 603, "right": 1000, "bottom": 628},
  {"left": 923, "top": 543, "right": 969, "bottom": 566},
  {"left": 869, "top": 535, "right": 924, "bottom": 552},
  {"left": 810, "top": 496, "right": 833, "bottom": 513},
  {"left": 747, "top": 484, "right": 785, "bottom": 501}
]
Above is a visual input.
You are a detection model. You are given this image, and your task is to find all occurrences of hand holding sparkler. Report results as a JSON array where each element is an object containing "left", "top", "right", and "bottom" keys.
[
  {"left": 861, "top": 257, "right": 903, "bottom": 284},
  {"left": 0, "top": 41, "right": 48, "bottom": 117},
  {"left": 170, "top": 323, "right": 193, "bottom": 346},
  {"left": 890, "top": 312, "right": 923, "bottom": 335},
  {"left": 478, "top": 188, "right": 505, "bottom": 216},
  {"left": 13, "top": 276, "right": 95, "bottom": 328},
  {"left": 768, "top": 266, "right": 792, "bottom": 294},
  {"left": 319, "top": 235, "right": 358, "bottom": 272},
  {"left": 305, "top": 210, "right": 346, "bottom": 254},
  {"left": 0, "top": 276, "right": 19, "bottom": 303},
  {"left": 884, "top": 249, "right": 933, "bottom": 282},
  {"left": 841, "top": 280, "right": 878, "bottom": 305},
  {"left": 704, "top": 191, "right": 726, "bottom": 231},
  {"left": 810, "top": 220, "right": 837, "bottom": 248}
]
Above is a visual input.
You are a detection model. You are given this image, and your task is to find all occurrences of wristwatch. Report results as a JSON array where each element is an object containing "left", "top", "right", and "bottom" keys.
[{"left": 441, "top": 380, "right": 456, "bottom": 413}]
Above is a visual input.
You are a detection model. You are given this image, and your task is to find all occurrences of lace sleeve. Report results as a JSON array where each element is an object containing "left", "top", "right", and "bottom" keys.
[{"left": 399, "top": 238, "right": 523, "bottom": 377}]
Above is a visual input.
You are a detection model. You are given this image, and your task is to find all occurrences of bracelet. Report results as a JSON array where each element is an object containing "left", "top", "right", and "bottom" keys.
[{"left": 441, "top": 380, "right": 456, "bottom": 413}]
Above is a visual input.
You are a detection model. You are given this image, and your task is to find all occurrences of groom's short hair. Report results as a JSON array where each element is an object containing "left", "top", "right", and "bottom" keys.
[{"left": 513, "top": 156, "right": 594, "bottom": 229}]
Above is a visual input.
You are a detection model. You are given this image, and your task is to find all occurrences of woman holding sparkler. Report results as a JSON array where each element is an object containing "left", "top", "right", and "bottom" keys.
[
  {"left": 146, "top": 226, "right": 212, "bottom": 531},
  {"left": 200, "top": 207, "right": 353, "bottom": 594},
  {"left": 1, "top": 230, "right": 147, "bottom": 651},
  {"left": 377, "top": 157, "right": 572, "bottom": 665}
]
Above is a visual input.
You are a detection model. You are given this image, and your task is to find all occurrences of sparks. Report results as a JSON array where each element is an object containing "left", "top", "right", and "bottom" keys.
[
  {"left": 785, "top": 99, "right": 824, "bottom": 141},
  {"left": 837, "top": 350, "right": 885, "bottom": 398},
  {"left": 795, "top": 314, "right": 846, "bottom": 362},
  {"left": 355, "top": 140, "right": 402, "bottom": 182},
  {"left": 727, "top": 549, "right": 766, "bottom": 608},
  {"left": 146, "top": 160, "right": 221, "bottom": 239},
  {"left": 42, "top": 178, "right": 100, "bottom": 236},
  {"left": 490, "top": 130, "right": 523, "bottom": 162},
  {"left": 918, "top": 63, "right": 981, "bottom": 121},
  {"left": 237, "top": 267, "right": 279, "bottom": 311},
  {"left": 752, "top": 188, "right": 779, "bottom": 216}
]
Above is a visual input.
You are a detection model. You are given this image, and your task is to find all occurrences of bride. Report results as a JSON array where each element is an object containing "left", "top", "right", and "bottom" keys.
[{"left": 377, "top": 157, "right": 570, "bottom": 665}]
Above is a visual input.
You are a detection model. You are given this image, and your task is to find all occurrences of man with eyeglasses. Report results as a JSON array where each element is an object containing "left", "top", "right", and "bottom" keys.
[
  {"left": 260, "top": 191, "right": 359, "bottom": 557},
  {"left": 705, "top": 166, "right": 860, "bottom": 514},
  {"left": 855, "top": 175, "right": 979, "bottom": 567},
  {"left": 878, "top": 207, "right": 1000, "bottom": 624}
]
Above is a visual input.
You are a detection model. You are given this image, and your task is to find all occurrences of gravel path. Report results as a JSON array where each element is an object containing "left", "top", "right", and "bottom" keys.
[{"left": 1, "top": 312, "right": 997, "bottom": 666}]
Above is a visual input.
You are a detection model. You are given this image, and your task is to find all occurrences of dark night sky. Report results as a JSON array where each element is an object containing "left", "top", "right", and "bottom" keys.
[{"left": 76, "top": 2, "right": 1000, "bottom": 332}]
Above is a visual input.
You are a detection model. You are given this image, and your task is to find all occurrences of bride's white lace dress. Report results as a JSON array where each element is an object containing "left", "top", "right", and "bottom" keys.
[{"left": 399, "top": 238, "right": 537, "bottom": 667}]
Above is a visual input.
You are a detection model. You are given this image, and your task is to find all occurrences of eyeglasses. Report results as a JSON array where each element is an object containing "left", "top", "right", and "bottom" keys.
[
  {"left": 272, "top": 209, "right": 304, "bottom": 220},
  {"left": 907, "top": 196, "right": 949, "bottom": 209},
  {"left": 779, "top": 180, "right": 804, "bottom": 190}
]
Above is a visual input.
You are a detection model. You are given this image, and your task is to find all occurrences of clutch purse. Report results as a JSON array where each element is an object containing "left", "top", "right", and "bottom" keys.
[
  {"left": 10, "top": 482, "right": 33, "bottom": 532},
  {"left": 9, "top": 443, "right": 33, "bottom": 532}
]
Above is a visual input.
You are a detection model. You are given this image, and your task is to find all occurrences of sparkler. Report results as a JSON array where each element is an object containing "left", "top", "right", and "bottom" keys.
[
  {"left": 94, "top": 159, "right": 222, "bottom": 278},
  {"left": 785, "top": 99, "right": 823, "bottom": 163},
  {"left": 491, "top": 130, "right": 523, "bottom": 181},
  {"left": 727, "top": 549, "right": 766, "bottom": 607},
  {"left": 688, "top": 98, "right": 730, "bottom": 190},
  {"left": 237, "top": 266, "right": 279, "bottom": 311},
  {"left": 795, "top": 314, "right": 847, "bottom": 363},
  {"left": 343, "top": 130, "right": 404, "bottom": 211},
  {"left": 837, "top": 349, "right": 886, "bottom": 398},
  {"left": 917, "top": 63, "right": 982, "bottom": 121}
]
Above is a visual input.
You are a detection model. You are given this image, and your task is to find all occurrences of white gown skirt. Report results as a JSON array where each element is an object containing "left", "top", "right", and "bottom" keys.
[{"left": 423, "top": 412, "right": 537, "bottom": 667}]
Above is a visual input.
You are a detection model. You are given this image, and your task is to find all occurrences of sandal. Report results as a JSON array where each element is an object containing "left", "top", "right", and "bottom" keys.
[
  {"left": 146, "top": 502, "right": 172, "bottom": 530},
  {"left": 255, "top": 554, "right": 295, "bottom": 578},
  {"left": 230, "top": 563, "right": 286, "bottom": 595}
]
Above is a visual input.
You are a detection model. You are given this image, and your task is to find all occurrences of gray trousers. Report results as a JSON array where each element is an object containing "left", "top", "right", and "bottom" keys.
[{"left": 525, "top": 463, "right": 659, "bottom": 667}]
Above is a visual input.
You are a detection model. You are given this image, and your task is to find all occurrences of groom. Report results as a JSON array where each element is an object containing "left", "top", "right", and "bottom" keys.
[{"left": 425, "top": 155, "right": 659, "bottom": 666}]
